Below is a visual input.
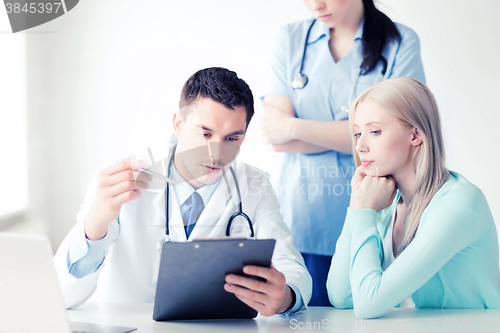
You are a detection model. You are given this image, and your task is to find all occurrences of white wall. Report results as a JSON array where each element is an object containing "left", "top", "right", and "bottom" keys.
[
  {"left": 3, "top": 0, "right": 499, "bottom": 250},
  {"left": 0, "top": 10, "right": 28, "bottom": 221}
]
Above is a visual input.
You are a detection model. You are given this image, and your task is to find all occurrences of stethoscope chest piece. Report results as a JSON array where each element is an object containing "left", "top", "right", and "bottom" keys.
[{"left": 292, "top": 73, "right": 308, "bottom": 89}]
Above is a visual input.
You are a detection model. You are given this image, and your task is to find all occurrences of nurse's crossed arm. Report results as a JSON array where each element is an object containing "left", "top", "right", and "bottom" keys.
[
  {"left": 260, "top": 94, "right": 352, "bottom": 154},
  {"left": 224, "top": 263, "right": 294, "bottom": 316},
  {"left": 84, "top": 159, "right": 152, "bottom": 241}
]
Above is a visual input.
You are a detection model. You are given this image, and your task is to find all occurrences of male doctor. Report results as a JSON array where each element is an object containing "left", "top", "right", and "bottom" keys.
[{"left": 54, "top": 67, "right": 312, "bottom": 316}]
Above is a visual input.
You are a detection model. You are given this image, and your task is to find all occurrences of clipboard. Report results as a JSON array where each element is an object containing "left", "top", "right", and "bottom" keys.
[{"left": 153, "top": 238, "right": 276, "bottom": 321}]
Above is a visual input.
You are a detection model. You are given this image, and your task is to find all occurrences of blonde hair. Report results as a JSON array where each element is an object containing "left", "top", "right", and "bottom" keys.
[{"left": 349, "top": 77, "right": 449, "bottom": 257}]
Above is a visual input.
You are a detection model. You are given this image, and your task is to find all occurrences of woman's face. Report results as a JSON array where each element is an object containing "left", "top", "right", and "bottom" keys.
[
  {"left": 352, "top": 100, "right": 421, "bottom": 178},
  {"left": 302, "top": 0, "right": 359, "bottom": 28}
]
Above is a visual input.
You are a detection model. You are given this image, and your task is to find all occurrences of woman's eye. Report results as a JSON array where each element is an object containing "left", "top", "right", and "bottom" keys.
[
  {"left": 371, "top": 130, "right": 381, "bottom": 135},
  {"left": 354, "top": 133, "right": 361, "bottom": 138}
]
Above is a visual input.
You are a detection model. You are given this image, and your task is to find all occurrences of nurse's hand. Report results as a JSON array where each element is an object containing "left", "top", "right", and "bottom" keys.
[
  {"left": 349, "top": 166, "right": 397, "bottom": 212},
  {"left": 84, "top": 159, "right": 152, "bottom": 240},
  {"left": 224, "top": 264, "right": 294, "bottom": 316},
  {"left": 260, "top": 102, "right": 295, "bottom": 144}
]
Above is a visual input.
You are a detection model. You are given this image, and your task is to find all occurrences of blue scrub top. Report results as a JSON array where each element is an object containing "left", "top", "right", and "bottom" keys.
[{"left": 266, "top": 18, "right": 426, "bottom": 256}]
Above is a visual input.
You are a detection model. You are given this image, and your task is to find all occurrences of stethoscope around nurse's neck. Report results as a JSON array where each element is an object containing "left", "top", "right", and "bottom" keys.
[
  {"left": 291, "top": 19, "right": 388, "bottom": 112},
  {"left": 157, "top": 145, "right": 255, "bottom": 254}
]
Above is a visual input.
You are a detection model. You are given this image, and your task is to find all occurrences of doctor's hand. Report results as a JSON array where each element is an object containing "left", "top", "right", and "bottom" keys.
[
  {"left": 349, "top": 166, "right": 397, "bottom": 212},
  {"left": 84, "top": 160, "right": 151, "bottom": 241},
  {"left": 260, "top": 102, "right": 296, "bottom": 145},
  {"left": 224, "top": 264, "right": 294, "bottom": 316}
]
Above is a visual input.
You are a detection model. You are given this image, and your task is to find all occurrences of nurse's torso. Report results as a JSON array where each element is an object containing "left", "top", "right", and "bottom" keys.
[{"left": 275, "top": 19, "right": 401, "bottom": 255}]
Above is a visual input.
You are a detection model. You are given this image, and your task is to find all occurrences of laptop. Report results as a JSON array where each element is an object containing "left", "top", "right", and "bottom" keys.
[{"left": 0, "top": 232, "right": 136, "bottom": 333}]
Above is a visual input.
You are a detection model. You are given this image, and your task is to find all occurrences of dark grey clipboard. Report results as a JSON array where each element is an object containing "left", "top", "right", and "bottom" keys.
[{"left": 153, "top": 238, "right": 276, "bottom": 321}]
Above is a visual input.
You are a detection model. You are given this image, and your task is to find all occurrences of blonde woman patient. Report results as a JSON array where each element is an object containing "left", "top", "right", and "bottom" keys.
[{"left": 327, "top": 77, "right": 500, "bottom": 318}]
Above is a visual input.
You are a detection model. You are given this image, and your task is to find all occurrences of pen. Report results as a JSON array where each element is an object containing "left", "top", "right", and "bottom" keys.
[{"left": 138, "top": 168, "right": 180, "bottom": 185}]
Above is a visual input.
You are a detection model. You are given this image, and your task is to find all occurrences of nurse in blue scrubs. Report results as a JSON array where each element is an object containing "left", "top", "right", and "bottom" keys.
[{"left": 262, "top": 0, "right": 426, "bottom": 306}]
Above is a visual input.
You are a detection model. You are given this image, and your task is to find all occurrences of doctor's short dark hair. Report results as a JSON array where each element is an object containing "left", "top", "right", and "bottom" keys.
[{"left": 179, "top": 67, "right": 254, "bottom": 127}]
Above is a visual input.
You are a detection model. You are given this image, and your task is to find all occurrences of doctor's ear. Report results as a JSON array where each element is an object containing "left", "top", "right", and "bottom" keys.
[
  {"left": 411, "top": 127, "right": 423, "bottom": 146},
  {"left": 173, "top": 112, "right": 184, "bottom": 137}
]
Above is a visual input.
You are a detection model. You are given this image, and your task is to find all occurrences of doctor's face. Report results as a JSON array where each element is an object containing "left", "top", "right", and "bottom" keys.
[
  {"left": 353, "top": 100, "right": 420, "bottom": 179},
  {"left": 173, "top": 97, "right": 247, "bottom": 189},
  {"left": 302, "top": 0, "right": 361, "bottom": 29}
]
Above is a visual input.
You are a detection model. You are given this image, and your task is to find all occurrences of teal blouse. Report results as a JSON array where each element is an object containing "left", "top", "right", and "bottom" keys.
[{"left": 327, "top": 172, "right": 500, "bottom": 318}]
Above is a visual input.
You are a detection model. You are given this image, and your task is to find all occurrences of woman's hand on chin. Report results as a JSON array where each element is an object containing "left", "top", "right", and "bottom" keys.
[{"left": 350, "top": 166, "right": 397, "bottom": 212}]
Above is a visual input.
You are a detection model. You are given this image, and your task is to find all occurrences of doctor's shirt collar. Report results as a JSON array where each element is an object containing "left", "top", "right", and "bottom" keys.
[{"left": 170, "top": 161, "right": 220, "bottom": 207}]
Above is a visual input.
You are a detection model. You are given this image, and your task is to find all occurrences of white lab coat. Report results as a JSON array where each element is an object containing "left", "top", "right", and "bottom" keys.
[{"left": 53, "top": 155, "right": 312, "bottom": 310}]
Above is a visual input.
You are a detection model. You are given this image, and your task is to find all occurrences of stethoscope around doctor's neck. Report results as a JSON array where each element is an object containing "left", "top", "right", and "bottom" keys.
[
  {"left": 157, "top": 146, "right": 254, "bottom": 253},
  {"left": 291, "top": 19, "right": 388, "bottom": 112}
]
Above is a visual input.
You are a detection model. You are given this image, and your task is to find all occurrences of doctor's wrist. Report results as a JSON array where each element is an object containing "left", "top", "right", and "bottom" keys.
[
  {"left": 84, "top": 216, "right": 109, "bottom": 241},
  {"left": 277, "top": 285, "right": 295, "bottom": 314}
]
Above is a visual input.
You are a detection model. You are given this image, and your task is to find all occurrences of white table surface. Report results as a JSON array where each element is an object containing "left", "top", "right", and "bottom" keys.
[{"left": 68, "top": 302, "right": 500, "bottom": 333}]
